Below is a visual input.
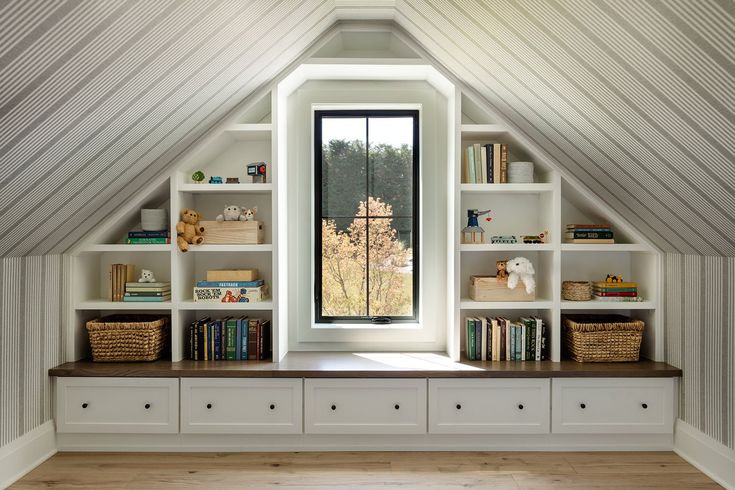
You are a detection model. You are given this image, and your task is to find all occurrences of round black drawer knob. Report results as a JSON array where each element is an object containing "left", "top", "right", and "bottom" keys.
[
  {"left": 269, "top": 404, "right": 276, "bottom": 410},
  {"left": 642, "top": 403, "right": 648, "bottom": 409},
  {"left": 144, "top": 403, "right": 151, "bottom": 410},
  {"left": 394, "top": 404, "right": 400, "bottom": 410},
  {"left": 456, "top": 403, "right": 462, "bottom": 410},
  {"left": 206, "top": 403, "right": 213, "bottom": 409},
  {"left": 580, "top": 403, "right": 586, "bottom": 409},
  {"left": 518, "top": 404, "right": 524, "bottom": 410},
  {"left": 81, "top": 402, "right": 88, "bottom": 409},
  {"left": 331, "top": 404, "right": 337, "bottom": 411}
]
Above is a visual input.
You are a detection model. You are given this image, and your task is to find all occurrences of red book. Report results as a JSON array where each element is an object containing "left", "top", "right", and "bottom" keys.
[
  {"left": 247, "top": 319, "right": 258, "bottom": 360},
  {"left": 594, "top": 291, "right": 638, "bottom": 297}
]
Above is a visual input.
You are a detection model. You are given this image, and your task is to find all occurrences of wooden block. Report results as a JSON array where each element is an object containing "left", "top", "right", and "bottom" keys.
[
  {"left": 200, "top": 220, "right": 264, "bottom": 244},
  {"left": 206, "top": 269, "right": 259, "bottom": 282},
  {"left": 469, "top": 275, "right": 535, "bottom": 301}
]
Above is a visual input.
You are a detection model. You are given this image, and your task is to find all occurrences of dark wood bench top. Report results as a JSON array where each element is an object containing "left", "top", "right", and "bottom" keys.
[{"left": 49, "top": 352, "right": 682, "bottom": 378}]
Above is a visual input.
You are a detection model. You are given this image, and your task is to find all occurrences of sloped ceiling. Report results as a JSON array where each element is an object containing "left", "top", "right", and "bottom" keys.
[{"left": 0, "top": 0, "right": 733, "bottom": 256}]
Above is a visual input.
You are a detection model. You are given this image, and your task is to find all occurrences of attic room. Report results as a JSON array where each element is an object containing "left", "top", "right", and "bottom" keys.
[{"left": 1, "top": 1, "right": 733, "bottom": 489}]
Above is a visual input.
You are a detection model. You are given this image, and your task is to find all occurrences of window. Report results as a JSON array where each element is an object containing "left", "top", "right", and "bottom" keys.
[{"left": 314, "top": 110, "right": 419, "bottom": 324}]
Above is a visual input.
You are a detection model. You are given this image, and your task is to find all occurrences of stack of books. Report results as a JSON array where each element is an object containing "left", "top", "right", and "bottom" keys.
[
  {"left": 465, "top": 316, "right": 546, "bottom": 361},
  {"left": 591, "top": 281, "right": 643, "bottom": 302},
  {"left": 126, "top": 230, "right": 170, "bottom": 244},
  {"left": 462, "top": 143, "right": 508, "bottom": 184},
  {"left": 124, "top": 281, "right": 171, "bottom": 302},
  {"left": 109, "top": 264, "right": 135, "bottom": 302},
  {"left": 187, "top": 316, "right": 271, "bottom": 361},
  {"left": 193, "top": 279, "right": 268, "bottom": 303},
  {"left": 564, "top": 224, "right": 614, "bottom": 244}
]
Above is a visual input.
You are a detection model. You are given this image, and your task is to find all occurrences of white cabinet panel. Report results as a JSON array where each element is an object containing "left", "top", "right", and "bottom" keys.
[
  {"left": 304, "top": 379, "right": 427, "bottom": 434},
  {"left": 181, "top": 378, "right": 302, "bottom": 434},
  {"left": 56, "top": 377, "right": 178, "bottom": 433},
  {"left": 552, "top": 378, "right": 674, "bottom": 434},
  {"left": 429, "top": 378, "right": 550, "bottom": 434}
]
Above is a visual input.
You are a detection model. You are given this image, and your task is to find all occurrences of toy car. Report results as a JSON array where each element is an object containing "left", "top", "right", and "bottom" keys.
[
  {"left": 209, "top": 176, "right": 223, "bottom": 184},
  {"left": 491, "top": 235, "right": 518, "bottom": 244},
  {"left": 521, "top": 235, "right": 544, "bottom": 244},
  {"left": 225, "top": 177, "right": 240, "bottom": 184}
]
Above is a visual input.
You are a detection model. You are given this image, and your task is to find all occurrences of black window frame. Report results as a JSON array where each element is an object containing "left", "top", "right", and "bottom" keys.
[{"left": 314, "top": 109, "right": 420, "bottom": 325}]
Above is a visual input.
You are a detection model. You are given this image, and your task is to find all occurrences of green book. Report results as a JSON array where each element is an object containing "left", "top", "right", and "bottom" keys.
[
  {"left": 467, "top": 146, "right": 476, "bottom": 184},
  {"left": 467, "top": 318, "right": 475, "bottom": 360},
  {"left": 226, "top": 318, "right": 238, "bottom": 360}
]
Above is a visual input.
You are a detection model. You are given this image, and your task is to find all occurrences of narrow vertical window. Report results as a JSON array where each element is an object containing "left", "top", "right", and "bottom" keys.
[{"left": 315, "top": 110, "right": 419, "bottom": 324}]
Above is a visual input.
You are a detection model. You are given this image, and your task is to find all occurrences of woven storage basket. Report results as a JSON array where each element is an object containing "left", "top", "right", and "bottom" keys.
[
  {"left": 562, "top": 281, "right": 592, "bottom": 301},
  {"left": 86, "top": 314, "right": 169, "bottom": 362},
  {"left": 563, "top": 314, "right": 644, "bottom": 362}
]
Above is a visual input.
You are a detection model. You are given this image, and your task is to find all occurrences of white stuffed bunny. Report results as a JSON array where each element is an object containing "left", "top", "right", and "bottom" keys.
[
  {"left": 216, "top": 205, "right": 246, "bottom": 222},
  {"left": 506, "top": 256, "right": 536, "bottom": 295}
]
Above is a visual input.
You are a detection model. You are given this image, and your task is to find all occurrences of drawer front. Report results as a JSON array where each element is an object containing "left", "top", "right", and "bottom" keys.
[
  {"left": 552, "top": 378, "right": 674, "bottom": 434},
  {"left": 429, "top": 379, "right": 550, "bottom": 434},
  {"left": 304, "top": 379, "right": 427, "bottom": 434},
  {"left": 181, "top": 378, "right": 302, "bottom": 434},
  {"left": 56, "top": 377, "right": 178, "bottom": 433}
]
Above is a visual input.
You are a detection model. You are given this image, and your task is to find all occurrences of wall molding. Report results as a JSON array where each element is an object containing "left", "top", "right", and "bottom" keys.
[
  {"left": 0, "top": 421, "right": 57, "bottom": 489},
  {"left": 674, "top": 419, "right": 735, "bottom": 490}
]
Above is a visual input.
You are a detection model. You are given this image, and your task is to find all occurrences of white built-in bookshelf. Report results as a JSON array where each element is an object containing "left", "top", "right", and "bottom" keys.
[
  {"left": 66, "top": 64, "right": 662, "bottom": 368},
  {"left": 453, "top": 92, "right": 661, "bottom": 362}
]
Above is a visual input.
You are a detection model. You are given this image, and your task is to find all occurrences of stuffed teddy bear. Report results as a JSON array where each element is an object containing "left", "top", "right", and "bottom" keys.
[
  {"left": 176, "top": 208, "right": 204, "bottom": 252},
  {"left": 138, "top": 269, "right": 156, "bottom": 283},
  {"left": 506, "top": 256, "right": 536, "bottom": 294},
  {"left": 495, "top": 260, "right": 508, "bottom": 281},
  {"left": 216, "top": 205, "right": 246, "bottom": 222},
  {"left": 241, "top": 206, "right": 258, "bottom": 221}
]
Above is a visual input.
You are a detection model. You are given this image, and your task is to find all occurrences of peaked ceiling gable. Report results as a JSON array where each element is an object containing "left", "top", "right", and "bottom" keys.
[{"left": 0, "top": 0, "right": 733, "bottom": 257}]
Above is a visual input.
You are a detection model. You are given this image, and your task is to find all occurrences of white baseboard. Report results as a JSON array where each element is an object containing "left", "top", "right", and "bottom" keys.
[
  {"left": 56, "top": 432, "right": 673, "bottom": 452},
  {"left": 674, "top": 419, "right": 735, "bottom": 490},
  {"left": 0, "top": 421, "right": 57, "bottom": 489}
]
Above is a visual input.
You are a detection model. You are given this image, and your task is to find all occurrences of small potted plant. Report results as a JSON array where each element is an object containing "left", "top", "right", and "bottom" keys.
[{"left": 191, "top": 170, "right": 205, "bottom": 184}]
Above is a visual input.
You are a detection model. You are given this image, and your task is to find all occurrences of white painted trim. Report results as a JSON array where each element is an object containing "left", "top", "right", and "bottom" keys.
[
  {"left": 0, "top": 421, "right": 57, "bottom": 489},
  {"left": 674, "top": 419, "right": 735, "bottom": 490},
  {"left": 56, "top": 431, "right": 673, "bottom": 452}
]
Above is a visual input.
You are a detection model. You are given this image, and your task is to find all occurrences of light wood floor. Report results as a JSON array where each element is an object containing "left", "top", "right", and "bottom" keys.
[{"left": 12, "top": 451, "right": 719, "bottom": 489}]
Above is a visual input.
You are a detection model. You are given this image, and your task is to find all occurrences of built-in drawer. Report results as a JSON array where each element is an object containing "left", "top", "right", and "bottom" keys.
[
  {"left": 304, "top": 379, "right": 427, "bottom": 434},
  {"left": 56, "top": 377, "right": 178, "bottom": 433},
  {"left": 552, "top": 378, "right": 674, "bottom": 434},
  {"left": 181, "top": 378, "right": 302, "bottom": 434},
  {"left": 428, "top": 378, "right": 550, "bottom": 434}
]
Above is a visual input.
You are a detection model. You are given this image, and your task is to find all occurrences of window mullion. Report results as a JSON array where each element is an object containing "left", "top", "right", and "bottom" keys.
[{"left": 365, "top": 116, "right": 370, "bottom": 317}]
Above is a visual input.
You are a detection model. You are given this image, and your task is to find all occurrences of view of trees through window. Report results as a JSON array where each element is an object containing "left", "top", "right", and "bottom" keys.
[{"left": 316, "top": 111, "right": 418, "bottom": 322}]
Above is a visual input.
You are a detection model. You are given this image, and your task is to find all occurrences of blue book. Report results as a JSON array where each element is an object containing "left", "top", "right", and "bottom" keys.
[
  {"left": 235, "top": 318, "right": 242, "bottom": 360},
  {"left": 128, "top": 231, "right": 169, "bottom": 238},
  {"left": 475, "top": 319, "right": 482, "bottom": 360},
  {"left": 240, "top": 317, "right": 248, "bottom": 360},
  {"left": 195, "top": 280, "right": 264, "bottom": 288},
  {"left": 511, "top": 324, "right": 517, "bottom": 361},
  {"left": 214, "top": 320, "right": 222, "bottom": 360}
]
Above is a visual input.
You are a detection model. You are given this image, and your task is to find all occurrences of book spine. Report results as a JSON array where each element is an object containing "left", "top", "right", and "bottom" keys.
[
  {"left": 467, "top": 146, "right": 476, "bottom": 184},
  {"left": 122, "top": 296, "right": 169, "bottom": 302},
  {"left": 593, "top": 287, "right": 638, "bottom": 292},
  {"left": 124, "top": 291, "right": 168, "bottom": 296},
  {"left": 502, "top": 320, "right": 508, "bottom": 361},
  {"left": 480, "top": 145, "right": 488, "bottom": 184},
  {"left": 566, "top": 224, "right": 611, "bottom": 229},
  {"left": 521, "top": 323, "right": 526, "bottom": 361},
  {"left": 195, "top": 280, "right": 264, "bottom": 288},
  {"left": 248, "top": 320, "right": 258, "bottom": 360},
  {"left": 475, "top": 319, "right": 482, "bottom": 360},
  {"left": 594, "top": 291, "right": 638, "bottom": 297},
  {"left": 565, "top": 231, "right": 614, "bottom": 239},
  {"left": 127, "top": 231, "right": 170, "bottom": 238},
  {"left": 493, "top": 144, "right": 501, "bottom": 185},
  {"left": 500, "top": 144, "right": 508, "bottom": 183},
  {"left": 125, "top": 237, "right": 171, "bottom": 244},
  {"left": 473, "top": 143, "right": 483, "bottom": 184},
  {"left": 485, "top": 144, "right": 493, "bottom": 183}
]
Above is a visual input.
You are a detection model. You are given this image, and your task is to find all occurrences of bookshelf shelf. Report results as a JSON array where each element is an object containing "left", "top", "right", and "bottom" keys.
[
  {"left": 460, "top": 123, "right": 507, "bottom": 136},
  {"left": 189, "top": 244, "right": 273, "bottom": 253},
  {"left": 460, "top": 183, "right": 554, "bottom": 194},
  {"left": 75, "top": 300, "right": 173, "bottom": 310},
  {"left": 560, "top": 300, "right": 656, "bottom": 310},
  {"left": 459, "top": 299, "right": 554, "bottom": 310},
  {"left": 224, "top": 123, "right": 272, "bottom": 141},
  {"left": 81, "top": 244, "right": 172, "bottom": 253},
  {"left": 178, "top": 183, "right": 273, "bottom": 194},
  {"left": 177, "top": 300, "right": 274, "bottom": 311},
  {"left": 460, "top": 243, "right": 553, "bottom": 252}
]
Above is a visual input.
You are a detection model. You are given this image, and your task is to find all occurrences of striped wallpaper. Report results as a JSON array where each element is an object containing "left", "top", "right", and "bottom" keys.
[
  {"left": 0, "top": 0, "right": 733, "bottom": 257},
  {"left": 0, "top": 255, "right": 65, "bottom": 449},
  {"left": 665, "top": 253, "right": 735, "bottom": 450}
]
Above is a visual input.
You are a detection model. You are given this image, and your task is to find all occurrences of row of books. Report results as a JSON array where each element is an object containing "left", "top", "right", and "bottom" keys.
[
  {"left": 465, "top": 316, "right": 546, "bottom": 361},
  {"left": 125, "top": 281, "right": 171, "bottom": 302},
  {"left": 126, "top": 230, "right": 170, "bottom": 244},
  {"left": 187, "top": 316, "right": 271, "bottom": 361},
  {"left": 564, "top": 223, "right": 614, "bottom": 244},
  {"left": 592, "top": 281, "right": 641, "bottom": 301},
  {"left": 193, "top": 280, "right": 269, "bottom": 303},
  {"left": 462, "top": 143, "right": 508, "bottom": 184},
  {"left": 110, "top": 264, "right": 136, "bottom": 302}
]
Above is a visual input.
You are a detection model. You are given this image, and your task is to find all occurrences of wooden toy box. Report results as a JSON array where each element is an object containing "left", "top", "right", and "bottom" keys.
[
  {"left": 469, "top": 275, "right": 536, "bottom": 301},
  {"left": 200, "top": 221, "right": 264, "bottom": 244}
]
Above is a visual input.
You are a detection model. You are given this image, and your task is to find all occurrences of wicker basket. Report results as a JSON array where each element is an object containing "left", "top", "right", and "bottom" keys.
[
  {"left": 86, "top": 315, "right": 169, "bottom": 362},
  {"left": 563, "top": 314, "right": 644, "bottom": 362},
  {"left": 562, "top": 281, "right": 592, "bottom": 301}
]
